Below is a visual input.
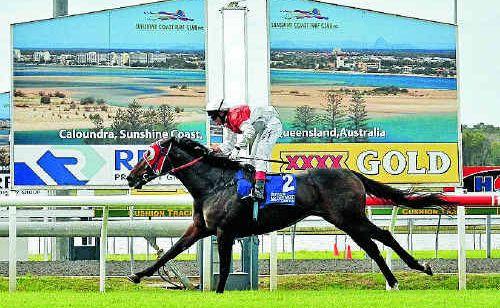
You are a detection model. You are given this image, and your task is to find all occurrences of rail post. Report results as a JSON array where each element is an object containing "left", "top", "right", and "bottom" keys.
[
  {"left": 270, "top": 231, "right": 278, "bottom": 291},
  {"left": 8, "top": 205, "right": 17, "bottom": 292},
  {"left": 99, "top": 206, "right": 109, "bottom": 292},
  {"left": 201, "top": 236, "right": 213, "bottom": 291},
  {"left": 385, "top": 206, "right": 398, "bottom": 290},
  {"left": 485, "top": 215, "right": 491, "bottom": 258},
  {"left": 457, "top": 205, "right": 466, "bottom": 290}
]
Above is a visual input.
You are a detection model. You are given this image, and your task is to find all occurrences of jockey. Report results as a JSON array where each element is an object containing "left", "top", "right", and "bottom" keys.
[{"left": 208, "top": 102, "right": 283, "bottom": 200}]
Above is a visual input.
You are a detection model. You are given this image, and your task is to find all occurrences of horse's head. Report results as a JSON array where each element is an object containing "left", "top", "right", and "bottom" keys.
[{"left": 126, "top": 137, "right": 208, "bottom": 189}]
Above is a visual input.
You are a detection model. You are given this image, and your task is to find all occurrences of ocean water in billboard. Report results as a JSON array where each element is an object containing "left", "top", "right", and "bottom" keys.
[{"left": 12, "top": 0, "right": 206, "bottom": 187}]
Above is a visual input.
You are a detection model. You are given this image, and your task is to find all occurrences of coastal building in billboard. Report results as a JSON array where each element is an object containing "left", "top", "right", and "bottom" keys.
[
  {"left": 33, "top": 51, "right": 51, "bottom": 62},
  {"left": 76, "top": 53, "right": 87, "bottom": 65},
  {"left": 149, "top": 52, "right": 168, "bottom": 64},
  {"left": 86, "top": 52, "right": 98, "bottom": 65},
  {"left": 13, "top": 49, "right": 21, "bottom": 61},
  {"left": 130, "top": 52, "right": 148, "bottom": 66},
  {"left": 98, "top": 53, "right": 110, "bottom": 65}
]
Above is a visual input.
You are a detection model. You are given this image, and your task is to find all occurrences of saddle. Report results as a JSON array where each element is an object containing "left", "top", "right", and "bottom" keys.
[{"left": 234, "top": 168, "right": 297, "bottom": 208}]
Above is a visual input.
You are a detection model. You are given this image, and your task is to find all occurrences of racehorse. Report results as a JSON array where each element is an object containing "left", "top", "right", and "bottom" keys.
[{"left": 126, "top": 137, "right": 450, "bottom": 293}]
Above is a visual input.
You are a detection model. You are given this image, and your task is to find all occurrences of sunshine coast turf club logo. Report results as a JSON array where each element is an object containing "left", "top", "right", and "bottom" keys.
[
  {"left": 137, "top": 9, "right": 203, "bottom": 31},
  {"left": 279, "top": 151, "right": 349, "bottom": 172},
  {"left": 273, "top": 8, "right": 339, "bottom": 30},
  {"left": 281, "top": 8, "right": 329, "bottom": 20},
  {"left": 144, "top": 10, "right": 194, "bottom": 22}
]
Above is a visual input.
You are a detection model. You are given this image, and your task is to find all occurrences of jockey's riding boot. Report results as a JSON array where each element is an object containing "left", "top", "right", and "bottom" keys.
[
  {"left": 252, "top": 171, "right": 266, "bottom": 222},
  {"left": 253, "top": 179, "right": 265, "bottom": 200}
]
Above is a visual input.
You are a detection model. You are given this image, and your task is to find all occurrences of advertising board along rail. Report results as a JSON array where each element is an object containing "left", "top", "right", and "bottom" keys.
[{"left": 1, "top": 192, "right": 499, "bottom": 293}]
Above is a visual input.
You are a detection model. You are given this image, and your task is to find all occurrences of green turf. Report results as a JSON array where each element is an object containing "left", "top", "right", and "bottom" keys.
[
  {"left": 0, "top": 274, "right": 499, "bottom": 307},
  {"left": 1, "top": 290, "right": 499, "bottom": 308},
  {"left": 1, "top": 273, "right": 499, "bottom": 292}
]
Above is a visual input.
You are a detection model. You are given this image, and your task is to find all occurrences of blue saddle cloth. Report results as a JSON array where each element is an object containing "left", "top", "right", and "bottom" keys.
[{"left": 235, "top": 170, "right": 297, "bottom": 208}]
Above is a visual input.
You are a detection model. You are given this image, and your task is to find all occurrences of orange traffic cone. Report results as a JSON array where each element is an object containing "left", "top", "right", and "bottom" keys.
[
  {"left": 333, "top": 242, "right": 339, "bottom": 257},
  {"left": 345, "top": 245, "right": 352, "bottom": 260}
]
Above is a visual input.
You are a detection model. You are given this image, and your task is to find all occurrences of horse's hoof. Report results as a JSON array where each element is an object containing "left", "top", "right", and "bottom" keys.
[
  {"left": 388, "top": 282, "right": 399, "bottom": 291},
  {"left": 127, "top": 274, "right": 141, "bottom": 284},
  {"left": 423, "top": 262, "right": 433, "bottom": 276}
]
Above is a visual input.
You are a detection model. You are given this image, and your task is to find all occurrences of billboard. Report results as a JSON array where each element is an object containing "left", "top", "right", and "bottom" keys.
[
  {"left": 11, "top": 0, "right": 206, "bottom": 188},
  {"left": 268, "top": 0, "right": 459, "bottom": 184}
]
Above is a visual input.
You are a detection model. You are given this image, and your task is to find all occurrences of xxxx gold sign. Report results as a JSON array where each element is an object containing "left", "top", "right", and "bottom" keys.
[
  {"left": 272, "top": 143, "right": 460, "bottom": 184},
  {"left": 280, "top": 151, "right": 349, "bottom": 170}
]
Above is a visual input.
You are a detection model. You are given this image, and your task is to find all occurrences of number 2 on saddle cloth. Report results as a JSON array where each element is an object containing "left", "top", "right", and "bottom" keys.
[{"left": 234, "top": 170, "right": 297, "bottom": 209}]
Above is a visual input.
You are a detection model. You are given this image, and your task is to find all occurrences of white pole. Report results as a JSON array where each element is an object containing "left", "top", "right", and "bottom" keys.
[
  {"left": 129, "top": 205, "right": 135, "bottom": 274},
  {"left": 367, "top": 206, "right": 375, "bottom": 271},
  {"left": 8, "top": 206, "right": 17, "bottom": 292},
  {"left": 457, "top": 205, "right": 466, "bottom": 290},
  {"left": 246, "top": 0, "right": 271, "bottom": 107},
  {"left": 99, "top": 206, "right": 109, "bottom": 292},
  {"left": 270, "top": 231, "right": 278, "bottom": 291},
  {"left": 43, "top": 206, "right": 49, "bottom": 261},
  {"left": 386, "top": 206, "right": 398, "bottom": 290},
  {"left": 202, "top": 236, "right": 212, "bottom": 291}
]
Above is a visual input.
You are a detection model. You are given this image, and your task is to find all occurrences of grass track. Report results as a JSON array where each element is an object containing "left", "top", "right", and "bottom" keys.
[
  {"left": 1, "top": 273, "right": 499, "bottom": 307},
  {"left": 2, "top": 289, "right": 500, "bottom": 308}
]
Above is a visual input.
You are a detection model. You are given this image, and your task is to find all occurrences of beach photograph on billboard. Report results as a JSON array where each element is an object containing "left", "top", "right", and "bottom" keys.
[
  {"left": 269, "top": 0, "right": 459, "bottom": 184},
  {"left": 11, "top": 0, "right": 206, "bottom": 188}
]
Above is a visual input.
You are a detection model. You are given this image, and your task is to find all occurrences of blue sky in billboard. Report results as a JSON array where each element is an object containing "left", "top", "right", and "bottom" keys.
[
  {"left": 13, "top": 0, "right": 205, "bottom": 51},
  {"left": 0, "top": 92, "right": 9, "bottom": 119},
  {"left": 13, "top": 12, "right": 110, "bottom": 50},
  {"left": 270, "top": 0, "right": 456, "bottom": 51}
]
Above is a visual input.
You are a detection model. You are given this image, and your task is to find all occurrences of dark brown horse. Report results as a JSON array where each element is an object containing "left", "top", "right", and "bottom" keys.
[{"left": 126, "top": 137, "right": 449, "bottom": 293}]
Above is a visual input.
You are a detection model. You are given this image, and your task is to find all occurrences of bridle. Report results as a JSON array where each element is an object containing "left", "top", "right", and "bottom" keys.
[{"left": 143, "top": 140, "right": 204, "bottom": 176}]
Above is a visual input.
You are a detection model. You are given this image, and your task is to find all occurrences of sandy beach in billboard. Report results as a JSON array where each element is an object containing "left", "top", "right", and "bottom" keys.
[
  {"left": 13, "top": 84, "right": 455, "bottom": 131},
  {"left": 270, "top": 85, "right": 457, "bottom": 116},
  {"left": 13, "top": 88, "right": 205, "bottom": 131}
]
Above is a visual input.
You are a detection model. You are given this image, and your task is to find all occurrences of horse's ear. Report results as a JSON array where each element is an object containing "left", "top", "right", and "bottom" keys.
[
  {"left": 158, "top": 138, "right": 169, "bottom": 147},
  {"left": 193, "top": 144, "right": 208, "bottom": 155}
]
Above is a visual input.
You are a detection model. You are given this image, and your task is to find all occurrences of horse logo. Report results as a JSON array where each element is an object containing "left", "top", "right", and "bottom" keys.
[
  {"left": 281, "top": 8, "right": 329, "bottom": 20},
  {"left": 145, "top": 10, "right": 194, "bottom": 22}
]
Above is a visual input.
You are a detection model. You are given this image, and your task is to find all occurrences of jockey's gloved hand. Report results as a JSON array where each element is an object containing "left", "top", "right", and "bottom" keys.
[
  {"left": 229, "top": 147, "right": 241, "bottom": 160},
  {"left": 254, "top": 179, "right": 265, "bottom": 200}
]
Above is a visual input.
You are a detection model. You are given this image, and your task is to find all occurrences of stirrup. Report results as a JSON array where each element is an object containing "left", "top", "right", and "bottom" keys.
[{"left": 252, "top": 200, "right": 259, "bottom": 222}]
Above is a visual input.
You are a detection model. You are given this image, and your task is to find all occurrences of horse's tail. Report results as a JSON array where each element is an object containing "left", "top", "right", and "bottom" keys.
[{"left": 351, "top": 171, "right": 451, "bottom": 209}]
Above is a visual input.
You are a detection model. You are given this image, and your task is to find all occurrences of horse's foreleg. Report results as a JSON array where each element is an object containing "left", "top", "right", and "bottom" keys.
[
  {"left": 129, "top": 222, "right": 210, "bottom": 282},
  {"left": 215, "top": 230, "right": 235, "bottom": 293}
]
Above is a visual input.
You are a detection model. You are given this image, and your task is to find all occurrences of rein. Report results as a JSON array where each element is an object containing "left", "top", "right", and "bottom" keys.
[
  {"left": 144, "top": 141, "right": 204, "bottom": 175},
  {"left": 167, "top": 156, "right": 204, "bottom": 174},
  {"left": 161, "top": 141, "right": 204, "bottom": 175}
]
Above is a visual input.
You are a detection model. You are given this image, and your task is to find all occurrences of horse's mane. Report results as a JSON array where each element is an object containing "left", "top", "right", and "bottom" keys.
[{"left": 171, "top": 137, "right": 249, "bottom": 171}]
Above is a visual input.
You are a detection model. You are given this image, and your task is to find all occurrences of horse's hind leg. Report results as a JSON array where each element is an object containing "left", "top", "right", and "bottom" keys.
[
  {"left": 363, "top": 219, "right": 432, "bottom": 275},
  {"left": 320, "top": 214, "right": 399, "bottom": 289},
  {"left": 343, "top": 228, "right": 399, "bottom": 289}
]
